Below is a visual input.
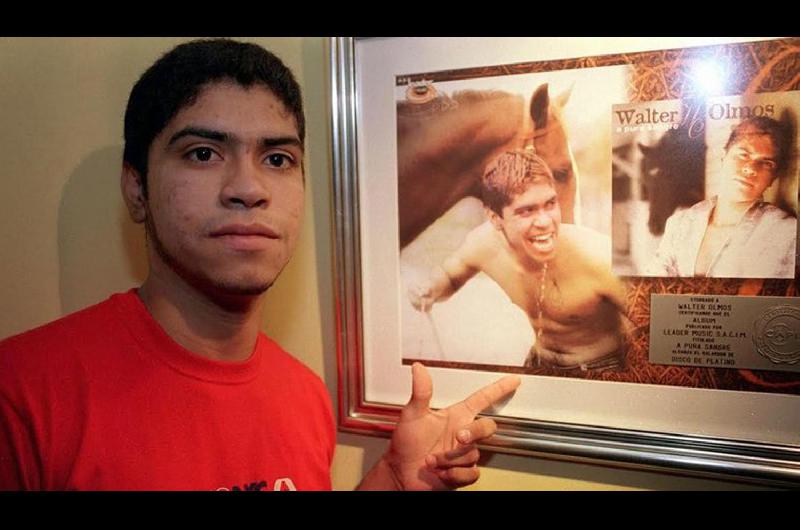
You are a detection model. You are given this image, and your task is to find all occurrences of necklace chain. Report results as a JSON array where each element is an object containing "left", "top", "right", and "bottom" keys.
[{"left": 535, "top": 262, "right": 548, "bottom": 363}]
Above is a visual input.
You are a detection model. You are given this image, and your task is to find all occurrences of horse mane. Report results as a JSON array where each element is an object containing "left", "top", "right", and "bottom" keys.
[{"left": 649, "top": 124, "right": 705, "bottom": 153}]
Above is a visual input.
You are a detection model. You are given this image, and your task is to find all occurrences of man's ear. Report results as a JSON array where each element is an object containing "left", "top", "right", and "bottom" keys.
[
  {"left": 719, "top": 146, "right": 729, "bottom": 164},
  {"left": 486, "top": 207, "right": 504, "bottom": 231},
  {"left": 767, "top": 172, "right": 780, "bottom": 189},
  {"left": 121, "top": 163, "right": 147, "bottom": 224}
]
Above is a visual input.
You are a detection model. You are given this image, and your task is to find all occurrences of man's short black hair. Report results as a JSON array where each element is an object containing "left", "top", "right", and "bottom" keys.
[
  {"left": 481, "top": 150, "right": 556, "bottom": 216},
  {"left": 123, "top": 38, "right": 305, "bottom": 196},
  {"left": 724, "top": 115, "right": 791, "bottom": 175}
]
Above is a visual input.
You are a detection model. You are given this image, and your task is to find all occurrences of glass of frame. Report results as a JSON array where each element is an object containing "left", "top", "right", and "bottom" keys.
[{"left": 329, "top": 37, "right": 800, "bottom": 486}]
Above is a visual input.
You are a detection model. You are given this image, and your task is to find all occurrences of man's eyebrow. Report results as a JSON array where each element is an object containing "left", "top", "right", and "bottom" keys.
[
  {"left": 262, "top": 136, "right": 303, "bottom": 150},
  {"left": 739, "top": 144, "right": 776, "bottom": 160},
  {"left": 514, "top": 194, "right": 556, "bottom": 211},
  {"left": 167, "top": 127, "right": 228, "bottom": 146},
  {"left": 166, "top": 128, "right": 302, "bottom": 151}
]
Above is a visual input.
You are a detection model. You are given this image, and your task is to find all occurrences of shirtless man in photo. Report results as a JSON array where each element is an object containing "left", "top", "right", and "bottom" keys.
[{"left": 409, "top": 150, "right": 628, "bottom": 371}]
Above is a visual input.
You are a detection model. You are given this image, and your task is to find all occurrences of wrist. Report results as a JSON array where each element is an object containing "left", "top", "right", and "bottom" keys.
[
  {"left": 431, "top": 266, "right": 455, "bottom": 300},
  {"left": 356, "top": 454, "right": 404, "bottom": 491}
]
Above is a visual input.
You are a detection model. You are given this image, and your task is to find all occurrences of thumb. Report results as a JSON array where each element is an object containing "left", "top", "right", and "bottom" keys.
[{"left": 406, "top": 362, "right": 433, "bottom": 418}]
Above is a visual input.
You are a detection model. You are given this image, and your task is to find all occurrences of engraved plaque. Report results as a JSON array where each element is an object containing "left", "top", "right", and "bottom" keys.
[{"left": 650, "top": 294, "right": 800, "bottom": 372}]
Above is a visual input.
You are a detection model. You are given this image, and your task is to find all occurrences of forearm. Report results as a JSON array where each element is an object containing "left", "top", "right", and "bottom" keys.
[{"left": 428, "top": 264, "right": 458, "bottom": 302}]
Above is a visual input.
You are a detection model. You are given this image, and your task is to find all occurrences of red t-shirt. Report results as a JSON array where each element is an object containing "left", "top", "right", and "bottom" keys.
[{"left": 0, "top": 290, "right": 335, "bottom": 490}]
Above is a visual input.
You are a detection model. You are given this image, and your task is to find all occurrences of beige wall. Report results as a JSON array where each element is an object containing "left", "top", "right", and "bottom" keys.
[{"left": 0, "top": 37, "right": 764, "bottom": 490}]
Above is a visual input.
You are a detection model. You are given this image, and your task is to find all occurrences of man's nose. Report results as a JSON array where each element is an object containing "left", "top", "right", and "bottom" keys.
[
  {"left": 531, "top": 210, "right": 551, "bottom": 228},
  {"left": 741, "top": 160, "right": 756, "bottom": 177},
  {"left": 220, "top": 157, "right": 270, "bottom": 209}
]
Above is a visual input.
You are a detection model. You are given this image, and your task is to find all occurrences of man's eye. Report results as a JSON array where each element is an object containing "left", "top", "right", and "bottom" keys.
[
  {"left": 552, "top": 169, "right": 569, "bottom": 182},
  {"left": 266, "top": 153, "right": 293, "bottom": 168},
  {"left": 187, "top": 147, "right": 218, "bottom": 162}
]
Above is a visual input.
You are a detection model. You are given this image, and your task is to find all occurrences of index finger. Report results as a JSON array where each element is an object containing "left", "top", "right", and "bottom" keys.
[{"left": 462, "top": 375, "right": 521, "bottom": 415}]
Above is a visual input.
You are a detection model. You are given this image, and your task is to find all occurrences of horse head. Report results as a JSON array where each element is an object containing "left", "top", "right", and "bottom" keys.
[
  {"left": 397, "top": 82, "right": 580, "bottom": 247},
  {"left": 529, "top": 83, "right": 579, "bottom": 224},
  {"left": 638, "top": 125, "right": 706, "bottom": 235}
]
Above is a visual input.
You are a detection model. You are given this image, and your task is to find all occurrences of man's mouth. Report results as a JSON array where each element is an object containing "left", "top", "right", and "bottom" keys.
[
  {"left": 528, "top": 233, "right": 555, "bottom": 253},
  {"left": 209, "top": 223, "right": 280, "bottom": 251},
  {"left": 210, "top": 223, "right": 280, "bottom": 238}
]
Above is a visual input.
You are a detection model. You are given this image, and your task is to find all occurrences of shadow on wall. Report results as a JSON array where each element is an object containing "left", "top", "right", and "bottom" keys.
[
  {"left": 302, "top": 37, "right": 338, "bottom": 391},
  {"left": 58, "top": 146, "right": 148, "bottom": 315}
]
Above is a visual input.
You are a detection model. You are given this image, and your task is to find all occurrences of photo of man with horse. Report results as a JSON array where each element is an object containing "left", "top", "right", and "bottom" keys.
[
  {"left": 407, "top": 150, "right": 628, "bottom": 372},
  {"left": 395, "top": 67, "right": 631, "bottom": 371},
  {"left": 611, "top": 92, "right": 799, "bottom": 279}
]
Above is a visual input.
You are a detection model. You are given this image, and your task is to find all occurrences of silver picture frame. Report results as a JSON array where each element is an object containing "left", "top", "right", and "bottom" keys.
[{"left": 328, "top": 36, "right": 800, "bottom": 487}]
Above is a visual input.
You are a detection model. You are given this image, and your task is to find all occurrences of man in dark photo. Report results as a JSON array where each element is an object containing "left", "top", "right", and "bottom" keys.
[{"left": 648, "top": 116, "right": 796, "bottom": 278}]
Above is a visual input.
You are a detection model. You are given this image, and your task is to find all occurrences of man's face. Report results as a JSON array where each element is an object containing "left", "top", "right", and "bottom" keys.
[
  {"left": 491, "top": 181, "right": 561, "bottom": 266},
  {"left": 140, "top": 81, "right": 305, "bottom": 296},
  {"left": 719, "top": 128, "right": 778, "bottom": 203}
]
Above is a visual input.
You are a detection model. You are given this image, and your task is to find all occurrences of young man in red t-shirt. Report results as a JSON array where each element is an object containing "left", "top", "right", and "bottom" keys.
[{"left": 0, "top": 39, "right": 519, "bottom": 490}]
